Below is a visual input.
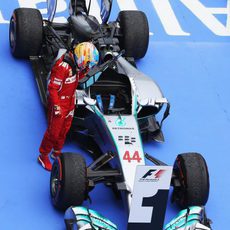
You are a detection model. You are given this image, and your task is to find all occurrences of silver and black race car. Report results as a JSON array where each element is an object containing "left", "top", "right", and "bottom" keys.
[{"left": 9, "top": 0, "right": 211, "bottom": 229}]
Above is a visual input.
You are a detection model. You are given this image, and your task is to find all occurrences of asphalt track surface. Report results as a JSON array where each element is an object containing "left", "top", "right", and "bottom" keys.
[{"left": 1, "top": 0, "right": 230, "bottom": 229}]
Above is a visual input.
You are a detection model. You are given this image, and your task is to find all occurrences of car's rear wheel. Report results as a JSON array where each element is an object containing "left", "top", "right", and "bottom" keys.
[
  {"left": 9, "top": 8, "right": 43, "bottom": 58},
  {"left": 50, "top": 152, "right": 88, "bottom": 211},
  {"left": 172, "top": 152, "right": 210, "bottom": 208},
  {"left": 117, "top": 10, "right": 149, "bottom": 59}
]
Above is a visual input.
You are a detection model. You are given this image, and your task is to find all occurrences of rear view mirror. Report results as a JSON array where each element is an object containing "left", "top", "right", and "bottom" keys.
[
  {"left": 100, "top": 0, "right": 112, "bottom": 24},
  {"left": 47, "top": 0, "right": 57, "bottom": 22},
  {"left": 138, "top": 98, "right": 149, "bottom": 106}
]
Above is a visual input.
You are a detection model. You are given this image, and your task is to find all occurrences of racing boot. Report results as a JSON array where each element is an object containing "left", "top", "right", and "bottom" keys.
[
  {"left": 38, "top": 154, "right": 52, "bottom": 171},
  {"left": 51, "top": 150, "right": 62, "bottom": 160}
]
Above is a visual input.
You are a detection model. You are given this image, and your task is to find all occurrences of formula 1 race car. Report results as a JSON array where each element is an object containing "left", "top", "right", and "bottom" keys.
[{"left": 9, "top": 0, "right": 211, "bottom": 229}]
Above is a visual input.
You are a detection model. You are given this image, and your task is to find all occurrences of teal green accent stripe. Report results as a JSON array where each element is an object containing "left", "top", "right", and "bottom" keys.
[{"left": 92, "top": 105, "right": 120, "bottom": 152}]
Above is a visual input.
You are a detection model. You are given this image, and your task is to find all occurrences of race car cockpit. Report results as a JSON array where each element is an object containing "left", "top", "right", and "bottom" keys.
[{"left": 89, "top": 69, "right": 132, "bottom": 115}]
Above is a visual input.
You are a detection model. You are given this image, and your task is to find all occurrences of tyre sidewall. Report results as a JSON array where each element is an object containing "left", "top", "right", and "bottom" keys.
[
  {"left": 118, "top": 11, "right": 149, "bottom": 59},
  {"left": 173, "top": 153, "right": 210, "bottom": 208},
  {"left": 9, "top": 8, "right": 43, "bottom": 58},
  {"left": 50, "top": 153, "right": 87, "bottom": 211}
]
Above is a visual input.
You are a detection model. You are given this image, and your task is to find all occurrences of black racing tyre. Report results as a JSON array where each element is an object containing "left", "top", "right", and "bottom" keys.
[
  {"left": 50, "top": 152, "right": 88, "bottom": 211},
  {"left": 172, "top": 152, "right": 210, "bottom": 208},
  {"left": 118, "top": 10, "right": 149, "bottom": 59},
  {"left": 9, "top": 8, "right": 43, "bottom": 58}
]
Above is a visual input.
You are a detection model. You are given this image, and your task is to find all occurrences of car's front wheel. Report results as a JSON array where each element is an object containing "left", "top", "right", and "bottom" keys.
[
  {"left": 172, "top": 152, "right": 210, "bottom": 208},
  {"left": 9, "top": 8, "right": 43, "bottom": 58},
  {"left": 50, "top": 152, "right": 88, "bottom": 211}
]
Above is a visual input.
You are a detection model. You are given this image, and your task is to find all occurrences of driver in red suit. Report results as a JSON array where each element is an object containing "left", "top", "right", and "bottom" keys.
[{"left": 38, "top": 42, "right": 99, "bottom": 171}]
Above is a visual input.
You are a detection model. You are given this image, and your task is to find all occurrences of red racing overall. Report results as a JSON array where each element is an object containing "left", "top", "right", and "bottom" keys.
[{"left": 39, "top": 52, "right": 84, "bottom": 155}]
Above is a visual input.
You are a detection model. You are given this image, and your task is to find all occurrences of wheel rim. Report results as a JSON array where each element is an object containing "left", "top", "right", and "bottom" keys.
[
  {"left": 173, "top": 158, "right": 186, "bottom": 206},
  {"left": 9, "top": 16, "right": 16, "bottom": 51},
  {"left": 51, "top": 164, "right": 60, "bottom": 198}
]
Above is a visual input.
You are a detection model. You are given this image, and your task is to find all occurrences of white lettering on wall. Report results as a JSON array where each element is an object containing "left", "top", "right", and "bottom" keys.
[
  {"left": 117, "top": 0, "right": 138, "bottom": 10},
  {"left": 0, "top": 10, "right": 9, "bottom": 24},
  {"left": 227, "top": 0, "right": 230, "bottom": 32},
  {"left": 180, "top": 0, "right": 230, "bottom": 36},
  {"left": 86, "top": 0, "right": 101, "bottom": 22},
  {"left": 1, "top": 0, "right": 230, "bottom": 36},
  {"left": 18, "top": 0, "right": 67, "bottom": 22},
  {"left": 18, "top": 0, "right": 47, "bottom": 12},
  {"left": 54, "top": 0, "right": 67, "bottom": 22},
  {"left": 152, "top": 0, "right": 190, "bottom": 36}
]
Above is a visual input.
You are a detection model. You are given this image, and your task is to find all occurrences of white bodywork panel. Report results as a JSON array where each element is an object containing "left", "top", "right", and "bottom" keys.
[
  {"left": 117, "top": 57, "right": 166, "bottom": 107},
  {"left": 129, "top": 166, "right": 172, "bottom": 224},
  {"left": 104, "top": 115, "right": 145, "bottom": 196}
]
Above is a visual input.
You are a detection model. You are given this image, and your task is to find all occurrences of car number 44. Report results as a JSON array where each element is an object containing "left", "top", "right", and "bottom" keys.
[{"left": 123, "top": 151, "right": 142, "bottom": 163}]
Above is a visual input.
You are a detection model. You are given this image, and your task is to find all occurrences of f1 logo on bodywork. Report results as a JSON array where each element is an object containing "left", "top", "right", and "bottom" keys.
[{"left": 141, "top": 169, "right": 165, "bottom": 181}]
